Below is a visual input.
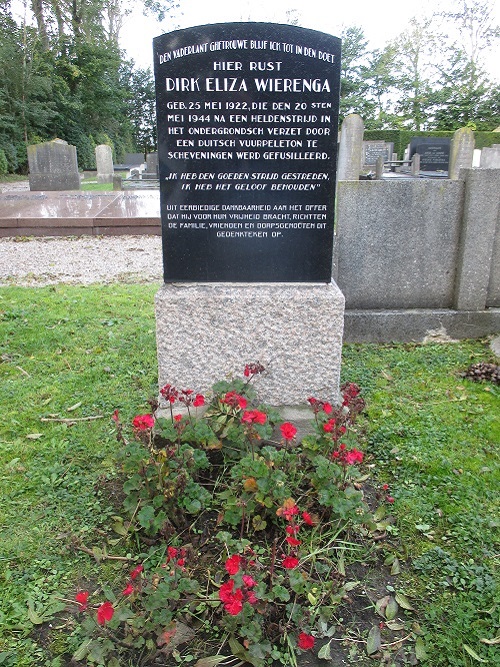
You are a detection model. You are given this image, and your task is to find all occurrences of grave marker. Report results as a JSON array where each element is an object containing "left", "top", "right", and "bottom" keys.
[
  {"left": 153, "top": 22, "right": 341, "bottom": 282},
  {"left": 95, "top": 144, "right": 114, "bottom": 184},
  {"left": 28, "top": 139, "right": 80, "bottom": 191},
  {"left": 153, "top": 23, "right": 345, "bottom": 407},
  {"left": 362, "top": 140, "right": 394, "bottom": 168},
  {"left": 409, "top": 137, "right": 450, "bottom": 173}
]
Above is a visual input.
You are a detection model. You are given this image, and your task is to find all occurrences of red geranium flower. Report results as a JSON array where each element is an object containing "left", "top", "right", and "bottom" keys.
[
  {"left": 323, "top": 418, "right": 336, "bottom": 433},
  {"left": 111, "top": 409, "right": 119, "bottom": 423},
  {"left": 223, "top": 391, "right": 247, "bottom": 409},
  {"left": 286, "top": 536, "right": 301, "bottom": 547},
  {"left": 280, "top": 422, "right": 297, "bottom": 441},
  {"left": 193, "top": 394, "right": 205, "bottom": 407},
  {"left": 122, "top": 583, "right": 134, "bottom": 596},
  {"left": 246, "top": 590, "right": 258, "bottom": 605},
  {"left": 225, "top": 554, "right": 241, "bottom": 575},
  {"left": 224, "top": 593, "right": 243, "bottom": 615},
  {"left": 345, "top": 448, "right": 364, "bottom": 465},
  {"left": 386, "top": 495, "right": 395, "bottom": 504},
  {"left": 302, "top": 511, "right": 314, "bottom": 526},
  {"left": 282, "top": 555, "right": 299, "bottom": 569},
  {"left": 130, "top": 564, "right": 144, "bottom": 579},
  {"left": 242, "top": 410, "right": 267, "bottom": 425},
  {"left": 167, "top": 546, "right": 178, "bottom": 560},
  {"left": 242, "top": 574, "right": 257, "bottom": 588},
  {"left": 322, "top": 402, "right": 333, "bottom": 414},
  {"left": 75, "top": 591, "right": 89, "bottom": 610},
  {"left": 244, "top": 363, "right": 265, "bottom": 377},
  {"left": 298, "top": 632, "right": 315, "bottom": 650},
  {"left": 173, "top": 414, "right": 182, "bottom": 422},
  {"left": 132, "top": 414, "right": 154, "bottom": 430},
  {"left": 160, "top": 383, "right": 178, "bottom": 404},
  {"left": 219, "top": 580, "right": 244, "bottom": 615},
  {"left": 96, "top": 601, "right": 114, "bottom": 625}
]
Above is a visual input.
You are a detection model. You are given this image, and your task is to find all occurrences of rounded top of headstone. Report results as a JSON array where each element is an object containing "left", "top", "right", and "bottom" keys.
[{"left": 51, "top": 138, "right": 68, "bottom": 144}]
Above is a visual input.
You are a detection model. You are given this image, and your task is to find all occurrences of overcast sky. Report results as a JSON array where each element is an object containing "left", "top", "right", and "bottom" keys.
[{"left": 121, "top": 0, "right": 439, "bottom": 69}]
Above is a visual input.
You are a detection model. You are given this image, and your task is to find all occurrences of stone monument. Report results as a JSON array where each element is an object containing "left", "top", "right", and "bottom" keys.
[
  {"left": 95, "top": 144, "right": 114, "bottom": 184},
  {"left": 27, "top": 139, "right": 80, "bottom": 191},
  {"left": 153, "top": 22, "right": 344, "bottom": 406},
  {"left": 409, "top": 136, "right": 450, "bottom": 173},
  {"left": 449, "top": 127, "right": 475, "bottom": 180}
]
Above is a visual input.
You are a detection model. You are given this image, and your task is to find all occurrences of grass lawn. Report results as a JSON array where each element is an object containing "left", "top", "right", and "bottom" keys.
[{"left": 0, "top": 284, "right": 498, "bottom": 666}]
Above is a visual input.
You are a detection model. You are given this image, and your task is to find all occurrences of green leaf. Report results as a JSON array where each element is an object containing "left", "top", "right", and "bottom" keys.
[
  {"left": 308, "top": 592, "right": 318, "bottom": 605},
  {"left": 415, "top": 637, "right": 428, "bottom": 661},
  {"left": 385, "top": 597, "right": 398, "bottom": 620},
  {"left": 27, "top": 600, "right": 43, "bottom": 625},
  {"left": 395, "top": 592, "right": 414, "bottom": 610},
  {"left": 72, "top": 638, "right": 92, "bottom": 661},
  {"left": 463, "top": 645, "right": 488, "bottom": 663},
  {"left": 390, "top": 558, "right": 401, "bottom": 575},
  {"left": 137, "top": 504, "right": 155, "bottom": 527},
  {"left": 317, "top": 642, "right": 332, "bottom": 660},
  {"left": 366, "top": 625, "right": 381, "bottom": 655}
]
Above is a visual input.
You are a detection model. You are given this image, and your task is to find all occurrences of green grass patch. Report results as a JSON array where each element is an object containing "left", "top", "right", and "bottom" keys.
[{"left": 0, "top": 284, "right": 498, "bottom": 666}]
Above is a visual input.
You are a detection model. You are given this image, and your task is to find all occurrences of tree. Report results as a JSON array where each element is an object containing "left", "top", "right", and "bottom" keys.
[
  {"left": 361, "top": 45, "right": 399, "bottom": 129},
  {"left": 433, "top": 0, "right": 500, "bottom": 129},
  {"left": 339, "top": 26, "right": 374, "bottom": 122},
  {"left": 126, "top": 67, "right": 157, "bottom": 156},
  {"left": 391, "top": 18, "right": 439, "bottom": 130}
]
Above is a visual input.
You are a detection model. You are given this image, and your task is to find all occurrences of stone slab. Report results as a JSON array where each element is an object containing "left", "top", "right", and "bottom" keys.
[
  {"left": 155, "top": 282, "right": 345, "bottom": 406},
  {"left": 454, "top": 169, "right": 500, "bottom": 310},
  {"left": 334, "top": 179, "right": 463, "bottom": 309},
  {"left": 343, "top": 309, "right": 500, "bottom": 343},
  {"left": 0, "top": 191, "right": 161, "bottom": 237},
  {"left": 95, "top": 192, "right": 160, "bottom": 221}
]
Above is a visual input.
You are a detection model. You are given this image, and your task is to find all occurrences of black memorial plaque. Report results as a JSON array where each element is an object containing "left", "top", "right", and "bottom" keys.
[
  {"left": 409, "top": 137, "right": 450, "bottom": 172},
  {"left": 153, "top": 23, "right": 341, "bottom": 282}
]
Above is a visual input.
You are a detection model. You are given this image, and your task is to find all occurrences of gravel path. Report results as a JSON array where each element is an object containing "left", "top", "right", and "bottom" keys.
[
  {"left": 0, "top": 235, "right": 163, "bottom": 286},
  {"left": 0, "top": 181, "right": 163, "bottom": 286}
]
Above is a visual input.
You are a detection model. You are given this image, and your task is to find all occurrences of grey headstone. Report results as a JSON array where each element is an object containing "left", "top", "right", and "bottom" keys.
[
  {"left": 27, "top": 140, "right": 80, "bottom": 191},
  {"left": 146, "top": 152, "right": 158, "bottom": 175},
  {"left": 124, "top": 153, "right": 144, "bottom": 166},
  {"left": 479, "top": 146, "right": 500, "bottom": 168},
  {"left": 449, "top": 127, "right": 475, "bottom": 180},
  {"left": 337, "top": 114, "right": 364, "bottom": 180},
  {"left": 95, "top": 144, "right": 114, "bottom": 184}
]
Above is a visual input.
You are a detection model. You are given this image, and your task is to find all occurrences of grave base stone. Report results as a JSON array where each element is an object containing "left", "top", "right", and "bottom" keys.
[{"left": 156, "top": 282, "right": 345, "bottom": 407}]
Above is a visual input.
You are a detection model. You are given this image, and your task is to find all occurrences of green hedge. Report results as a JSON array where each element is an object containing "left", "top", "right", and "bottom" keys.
[{"left": 363, "top": 130, "right": 499, "bottom": 159}]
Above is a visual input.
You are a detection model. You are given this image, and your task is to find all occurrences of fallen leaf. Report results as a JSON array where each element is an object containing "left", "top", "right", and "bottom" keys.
[
  {"left": 157, "top": 622, "right": 195, "bottom": 656},
  {"left": 26, "top": 433, "right": 43, "bottom": 440},
  {"left": 67, "top": 402, "right": 82, "bottom": 412},
  {"left": 395, "top": 592, "right": 414, "bottom": 610},
  {"left": 463, "top": 644, "right": 488, "bottom": 663},
  {"left": 366, "top": 625, "right": 381, "bottom": 655},
  {"left": 480, "top": 636, "right": 500, "bottom": 646}
]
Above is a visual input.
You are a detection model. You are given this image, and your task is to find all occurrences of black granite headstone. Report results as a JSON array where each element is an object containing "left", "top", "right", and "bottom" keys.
[
  {"left": 409, "top": 137, "right": 450, "bottom": 172},
  {"left": 153, "top": 23, "right": 341, "bottom": 282}
]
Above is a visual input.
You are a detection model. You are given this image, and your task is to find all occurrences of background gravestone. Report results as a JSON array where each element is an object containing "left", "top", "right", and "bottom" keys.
[
  {"left": 362, "top": 140, "right": 394, "bottom": 168},
  {"left": 27, "top": 139, "right": 80, "bottom": 191},
  {"left": 154, "top": 22, "right": 341, "bottom": 282},
  {"left": 95, "top": 144, "right": 114, "bottom": 184},
  {"left": 409, "top": 136, "right": 450, "bottom": 173}
]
